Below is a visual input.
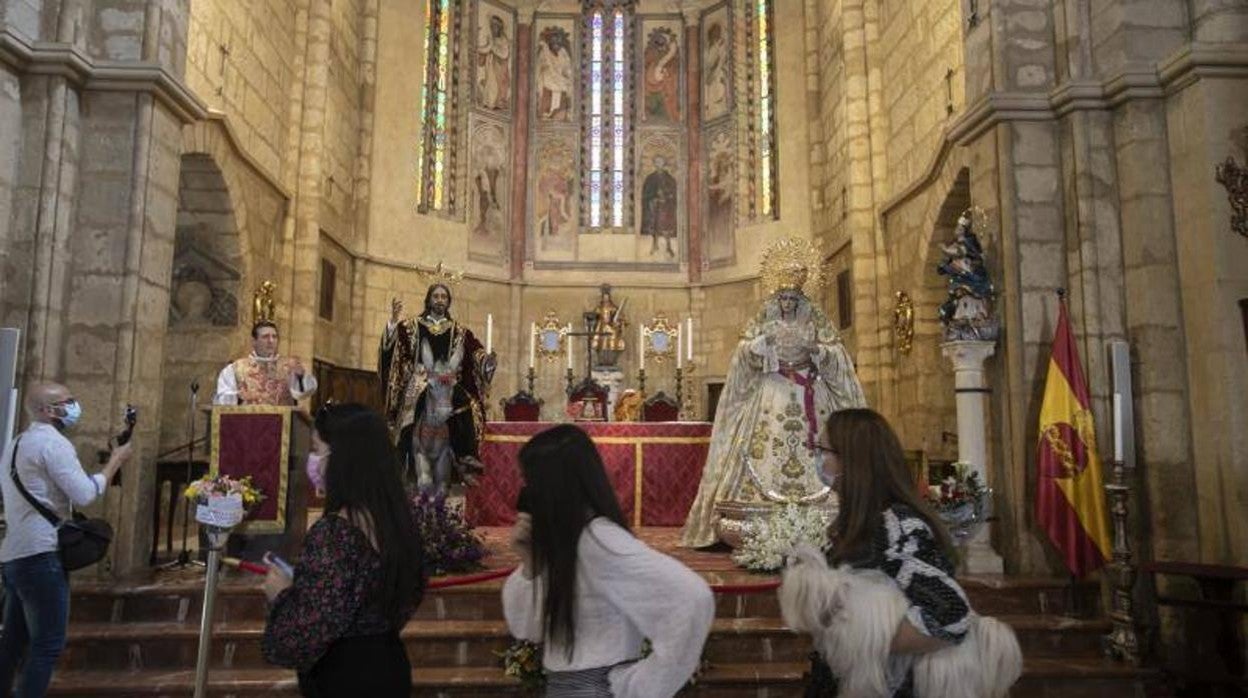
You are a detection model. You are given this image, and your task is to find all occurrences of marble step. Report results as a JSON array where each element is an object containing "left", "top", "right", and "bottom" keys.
[
  {"left": 68, "top": 573, "right": 1102, "bottom": 624},
  {"left": 46, "top": 657, "right": 1165, "bottom": 698},
  {"left": 46, "top": 663, "right": 807, "bottom": 697},
  {"left": 58, "top": 611, "right": 1110, "bottom": 675},
  {"left": 58, "top": 618, "right": 815, "bottom": 672}
]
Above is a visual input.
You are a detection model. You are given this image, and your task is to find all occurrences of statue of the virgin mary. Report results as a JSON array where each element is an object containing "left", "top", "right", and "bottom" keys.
[{"left": 681, "top": 238, "right": 867, "bottom": 548}]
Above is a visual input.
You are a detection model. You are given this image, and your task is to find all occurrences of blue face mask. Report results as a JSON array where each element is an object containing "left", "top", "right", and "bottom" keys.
[{"left": 56, "top": 400, "right": 82, "bottom": 429}]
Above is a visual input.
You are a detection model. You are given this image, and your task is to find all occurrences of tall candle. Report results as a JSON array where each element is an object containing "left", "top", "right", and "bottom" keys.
[
  {"left": 1113, "top": 393, "right": 1124, "bottom": 462},
  {"left": 528, "top": 322, "right": 536, "bottom": 368},
  {"left": 486, "top": 314, "right": 493, "bottom": 353},
  {"left": 686, "top": 318, "right": 693, "bottom": 361},
  {"left": 639, "top": 324, "right": 645, "bottom": 370},
  {"left": 676, "top": 326, "right": 683, "bottom": 369},
  {"left": 567, "top": 324, "right": 574, "bottom": 370}
]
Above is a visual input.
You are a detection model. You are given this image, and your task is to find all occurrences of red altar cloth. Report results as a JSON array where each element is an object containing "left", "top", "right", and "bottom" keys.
[{"left": 465, "top": 421, "right": 712, "bottom": 527}]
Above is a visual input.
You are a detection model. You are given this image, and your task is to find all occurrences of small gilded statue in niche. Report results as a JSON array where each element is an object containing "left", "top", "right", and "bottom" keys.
[
  {"left": 590, "top": 284, "right": 627, "bottom": 367},
  {"left": 893, "top": 291, "right": 915, "bottom": 355},
  {"left": 936, "top": 210, "right": 1000, "bottom": 342},
  {"left": 253, "top": 280, "right": 277, "bottom": 324}
]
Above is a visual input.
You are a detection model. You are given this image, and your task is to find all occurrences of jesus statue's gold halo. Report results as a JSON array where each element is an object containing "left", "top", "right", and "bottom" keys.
[
  {"left": 425, "top": 260, "right": 465, "bottom": 288},
  {"left": 759, "top": 237, "right": 825, "bottom": 296}
]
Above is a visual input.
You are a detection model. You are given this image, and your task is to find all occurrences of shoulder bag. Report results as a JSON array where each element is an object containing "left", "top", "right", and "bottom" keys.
[{"left": 8, "top": 436, "right": 113, "bottom": 571}]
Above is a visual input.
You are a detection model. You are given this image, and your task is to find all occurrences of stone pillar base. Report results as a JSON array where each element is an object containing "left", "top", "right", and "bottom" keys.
[{"left": 960, "top": 539, "right": 1005, "bottom": 575}]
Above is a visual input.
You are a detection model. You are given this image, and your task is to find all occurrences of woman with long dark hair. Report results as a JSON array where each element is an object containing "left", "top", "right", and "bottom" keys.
[
  {"left": 803, "top": 408, "right": 973, "bottom": 697},
  {"left": 502, "top": 424, "right": 714, "bottom": 697},
  {"left": 262, "top": 404, "right": 426, "bottom": 697}
]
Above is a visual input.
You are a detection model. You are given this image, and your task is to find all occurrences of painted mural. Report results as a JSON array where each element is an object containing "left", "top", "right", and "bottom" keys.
[
  {"left": 467, "top": 115, "right": 509, "bottom": 262},
  {"left": 535, "top": 22, "right": 575, "bottom": 122},
  {"left": 701, "top": 3, "right": 731, "bottom": 123},
  {"left": 532, "top": 134, "right": 578, "bottom": 259},
  {"left": 473, "top": 0, "right": 514, "bottom": 113},
  {"left": 637, "top": 134, "right": 682, "bottom": 262},
  {"left": 640, "top": 20, "right": 681, "bottom": 123},
  {"left": 705, "top": 125, "right": 735, "bottom": 264}
]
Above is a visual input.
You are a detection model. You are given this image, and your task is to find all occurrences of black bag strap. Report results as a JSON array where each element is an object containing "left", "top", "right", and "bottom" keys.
[{"left": 8, "top": 436, "right": 64, "bottom": 528}]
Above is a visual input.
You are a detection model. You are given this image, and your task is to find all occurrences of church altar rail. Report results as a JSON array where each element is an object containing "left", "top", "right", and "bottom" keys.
[{"left": 465, "top": 421, "right": 712, "bottom": 527}]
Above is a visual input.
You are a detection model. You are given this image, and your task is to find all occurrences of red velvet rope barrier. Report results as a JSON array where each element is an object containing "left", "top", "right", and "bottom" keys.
[
  {"left": 426, "top": 567, "right": 515, "bottom": 589},
  {"left": 224, "top": 558, "right": 781, "bottom": 594}
]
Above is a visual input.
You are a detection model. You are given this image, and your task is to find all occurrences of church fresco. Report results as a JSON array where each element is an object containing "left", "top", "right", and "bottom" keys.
[
  {"left": 701, "top": 3, "right": 732, "bottom": 123},
  {"left": 704, "top": 124, "right": 735, "bottom": 265},
  {"left": 534, "top": 20, "right": 576, "bottom": 123},
  {"left": 637, "top": 134, "right": 682, "bottom": 262},
  {"left": 472, "top": 0, "right": 514, "bottom": 114},
  {"left": 531, "top": 134, "right": 578, "bottom": 261},
  {"left": 639, "top": 20, "right": 682, "bottom": 124},
  {"left": 467, "top": 115, "right": 509, "bottom": 263}
]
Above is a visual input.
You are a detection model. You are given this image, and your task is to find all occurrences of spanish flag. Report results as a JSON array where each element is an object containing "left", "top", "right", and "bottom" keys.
[{"left": 1035, "top": 294, "right": 1112, "bottom": 577}]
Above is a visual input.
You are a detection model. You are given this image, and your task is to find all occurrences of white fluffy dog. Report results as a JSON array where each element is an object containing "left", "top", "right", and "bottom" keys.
[{"left": 778, "top": 545, "right": 1023, "bottom": 698}]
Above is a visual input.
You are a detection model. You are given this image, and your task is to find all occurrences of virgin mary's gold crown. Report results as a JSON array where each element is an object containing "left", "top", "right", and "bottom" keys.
[
  {"left": 760, "top": 237, "right": 824, "bottom": 296},
  {"left": 775, "top": 263, "right": 809, "bottom": 292}
]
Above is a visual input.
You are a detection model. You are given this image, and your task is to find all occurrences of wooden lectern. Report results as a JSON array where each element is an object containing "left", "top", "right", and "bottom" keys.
[{"left": 209, "top": 406, "right": 313, "bottom": 560}]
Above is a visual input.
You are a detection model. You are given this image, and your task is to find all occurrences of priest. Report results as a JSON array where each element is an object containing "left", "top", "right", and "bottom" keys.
[{"left": 214, "top": 321, "right": 317, "bottom": 406}]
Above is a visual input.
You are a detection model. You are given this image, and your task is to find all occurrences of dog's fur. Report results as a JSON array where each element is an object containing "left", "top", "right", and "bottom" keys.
[{"left": 779, "top": 545, "right": 1022, "bottom": 698}]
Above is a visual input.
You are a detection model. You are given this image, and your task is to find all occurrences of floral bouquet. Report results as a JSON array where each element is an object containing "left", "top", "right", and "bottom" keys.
[
  {"left": 184, "top": 474, "right": 265, "bottom": 529},
  {"left": 732, "top": 502, "right": 832, "bottom": 572},
  {"left": 411, "top": 489, "right": 486, "bottom": 576},
  {"left": 924, "top": 462, "right": 992, "bottom": 544},
  {"left": 497, "top": 639, "right": 544, "bottom": 694}
]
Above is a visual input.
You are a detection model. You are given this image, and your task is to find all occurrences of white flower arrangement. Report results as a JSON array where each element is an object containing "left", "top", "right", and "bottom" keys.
[{"left": 732, "top": 502, "right": 832, "bottom": 572}]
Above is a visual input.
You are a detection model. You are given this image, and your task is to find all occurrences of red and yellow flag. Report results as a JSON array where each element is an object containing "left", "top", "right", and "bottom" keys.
[{"left": 1035, "top": 296, "right": 1111, "bottom": 577}]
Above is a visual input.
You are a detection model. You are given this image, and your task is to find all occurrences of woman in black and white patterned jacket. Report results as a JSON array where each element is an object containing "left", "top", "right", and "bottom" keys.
[{"left": 805, "top": 408, "right": 971, "bottom": 697}]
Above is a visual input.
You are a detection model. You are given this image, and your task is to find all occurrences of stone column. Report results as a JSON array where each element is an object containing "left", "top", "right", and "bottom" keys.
[
  {"left": 510, "top": 8, "right": 534, "bottom": 279},
  {"left": 287, "top": 0, "right": 333, "bottom": 364},
  {"left": 683, "top": 8, "right": 701, "bottom": 282},
  {"left": 941, "top": 339, "right": 1004, "bottom": 573}
]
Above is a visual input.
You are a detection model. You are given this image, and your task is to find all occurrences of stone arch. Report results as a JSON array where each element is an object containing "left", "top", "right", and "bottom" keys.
[
  {"left": 884, "top": 163, "right": 971, "bottom": 463},
  {"left": 915, "top": 167, "right": 971, "bottom": 462},
  {"left": 158, "top": 152, "right": 247, "bottom": 453}
]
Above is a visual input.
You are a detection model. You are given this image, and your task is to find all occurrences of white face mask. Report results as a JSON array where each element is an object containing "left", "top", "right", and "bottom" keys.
[
  {"left": 51, "top": 400, "right": 82, "bottom": 429},
  {"left": 305, "top": 451, "right": 328, "bottom": 492},
  {"left": 818, "top": 469, "right": 840, "bottom": 491},
  {"left": 815, "top": 450, "right": 839, "bottom": 491}
]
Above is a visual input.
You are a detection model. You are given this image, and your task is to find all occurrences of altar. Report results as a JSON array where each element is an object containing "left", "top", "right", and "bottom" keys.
[{"left": 465, "top": 421, "right": 712, "bottom": 527}]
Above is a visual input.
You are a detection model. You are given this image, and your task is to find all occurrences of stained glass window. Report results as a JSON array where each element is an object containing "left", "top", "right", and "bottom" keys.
[
  {"left": 584, "top": 3, "right": 631, "bottom": 229},
  {"left": 757, "top": 0, "right": 778, "bottom": 218},
  {"left": 417, "top": 0, "right": 454, "bottom": 212}
]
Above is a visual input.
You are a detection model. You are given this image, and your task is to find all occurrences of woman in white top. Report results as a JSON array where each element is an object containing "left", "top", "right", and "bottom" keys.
[{"left": 502, "top": 425, "right": 714, "bottom": 697}]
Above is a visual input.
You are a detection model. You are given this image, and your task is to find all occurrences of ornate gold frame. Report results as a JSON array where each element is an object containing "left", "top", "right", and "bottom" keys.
[
  {"left": 535, "top": 310, "right": 568, "bottom": 361},
  {"left": 209, "top": 405, "right": 291, "bottom": 534},
  {"left": 642, "top": 313, "right": 679, "bottom": 363}
]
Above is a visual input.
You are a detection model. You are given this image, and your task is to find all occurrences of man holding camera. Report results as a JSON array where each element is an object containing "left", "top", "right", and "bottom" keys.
[{"left": 0, "top": 383, "right": 133, "bottom": 696}]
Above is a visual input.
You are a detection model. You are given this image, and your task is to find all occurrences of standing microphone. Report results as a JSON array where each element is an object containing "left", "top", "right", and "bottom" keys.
[{"left": 191, "top": 380, "right": 199, "bottom": 395}]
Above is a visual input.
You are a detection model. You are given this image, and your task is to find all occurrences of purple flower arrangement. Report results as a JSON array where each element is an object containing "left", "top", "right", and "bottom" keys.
[{"left": 411, "top": 489, "right": 486, "bottom": 575}]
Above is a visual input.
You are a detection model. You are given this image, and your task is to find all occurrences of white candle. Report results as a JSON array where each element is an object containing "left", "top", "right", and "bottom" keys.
[
  {"left": 1113, "top": 393, "right": 1124, "bottom": 462},
  {"left": 567, "top": 324, "right": 574, "bottom": 370},
  {"left": 528, "top": 322, "right": 536, "bottom": 368},
  {"left": 686, "top": 318, "right": 693, "bottom": 361},
  {"left": 676, "top": 326, "right": 683, "bottom": 369},
  {"left": 639, "top": 324, "right": 646, "bottom": 370},
  {"left": 486, "top": 314, "right": 493, "bottom": 354}
]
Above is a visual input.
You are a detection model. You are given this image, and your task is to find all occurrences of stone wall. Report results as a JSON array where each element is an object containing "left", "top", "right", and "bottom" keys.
[
  {"left": 878, "top": 0, "right": 963, "bottom": 199},
  {"left": 185, "top": 0, "right": 299, "bottom": 181},
  {"left": 0, "top": 0, "right": 202, "bottom": 573},
  {"left": 319, "top": 0, "right": 365, "bottom": 247},
  {"left": 799, "top": 0, "right": 1248, "bottom": 582}
]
